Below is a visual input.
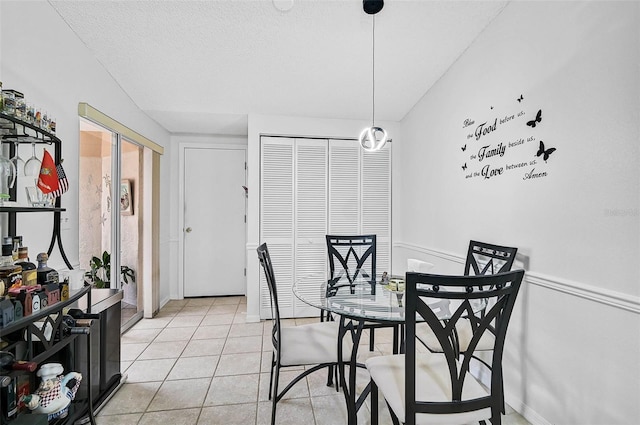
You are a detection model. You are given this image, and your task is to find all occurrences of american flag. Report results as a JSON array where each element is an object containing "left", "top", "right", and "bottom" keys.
[{"left": 51, "top": 162, "right": 69, "bottom": 198}]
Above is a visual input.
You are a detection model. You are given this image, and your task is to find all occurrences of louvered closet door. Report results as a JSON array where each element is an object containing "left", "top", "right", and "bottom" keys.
[
  {"left": 260, "top": 137, "right": 294, "bottom": 318},
  {"left": 294, "top": 139, "right": 328, "bottom": 317},
  {"left": 362, "top": 144, "right": 391, "bottom": 278},
  {"left": 329, "top": 140, "right": 361, "bottom": 234}
]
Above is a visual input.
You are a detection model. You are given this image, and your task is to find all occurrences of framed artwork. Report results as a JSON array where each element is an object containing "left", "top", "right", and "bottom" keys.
[{"left": 120, "top": 180, "right": 133, "bottom": 215}]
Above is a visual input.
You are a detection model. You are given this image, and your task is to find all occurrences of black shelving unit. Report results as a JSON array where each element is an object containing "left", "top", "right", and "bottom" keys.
[
  {"left": 0, "top": 112, "right": 72, "bottom": 268},
  {"left": 0, "top": 286, "right": 93, "bottom": 425}
]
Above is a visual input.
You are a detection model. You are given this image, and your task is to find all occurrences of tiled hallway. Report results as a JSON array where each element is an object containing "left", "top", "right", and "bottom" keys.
[{"left": 96, "top": 296, "right": 531, "bottom": 425}]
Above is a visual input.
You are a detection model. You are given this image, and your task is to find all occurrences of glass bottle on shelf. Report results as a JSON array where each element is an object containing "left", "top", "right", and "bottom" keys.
[
  {"left": 0, "top": 243, "right": 13, "bottom": 266},
  {"left": 16, "top": 247, "right": 37, "bottom": 287},
  {"left": 36, "top": 252, "right": 59, "bottom": 285}
]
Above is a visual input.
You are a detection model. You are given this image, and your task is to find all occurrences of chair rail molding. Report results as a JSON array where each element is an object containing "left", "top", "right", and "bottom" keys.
[{"left": 394, "top": 241, "right": 640, "bottom": 314}]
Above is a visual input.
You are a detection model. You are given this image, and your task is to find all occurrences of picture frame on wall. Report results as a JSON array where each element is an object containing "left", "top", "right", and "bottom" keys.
[{"left": 121, "top": 180, "right": 133, "bottom": 215}]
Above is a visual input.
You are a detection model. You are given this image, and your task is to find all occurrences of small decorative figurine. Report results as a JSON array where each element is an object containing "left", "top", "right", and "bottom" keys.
[
  {"left": 22, "top": 363, "right": 82, "bottom": 421},
  {"left": 381, "top": 272, "right": 389, "bottom": 285}
]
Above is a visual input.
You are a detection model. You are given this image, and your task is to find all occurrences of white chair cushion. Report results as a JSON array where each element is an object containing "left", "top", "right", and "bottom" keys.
[
  {"left": 365, "top": 353, "right": 491, "bottom": 425},
  {"left": 416, "top": 321, "right": 495, "bottom": 353},
  {"left": 279, "top": 321, "right": 352, "bottom": 366}
]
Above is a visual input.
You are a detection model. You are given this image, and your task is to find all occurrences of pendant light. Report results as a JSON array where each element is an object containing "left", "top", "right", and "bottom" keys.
[{"left": 359, "top": 0, "right": 388, "bottom": 152}]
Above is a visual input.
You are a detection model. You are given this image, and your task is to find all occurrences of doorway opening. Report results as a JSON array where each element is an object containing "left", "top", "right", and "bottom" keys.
[{"left": 78, "top": 104, "right": 163, "bottom": 331}]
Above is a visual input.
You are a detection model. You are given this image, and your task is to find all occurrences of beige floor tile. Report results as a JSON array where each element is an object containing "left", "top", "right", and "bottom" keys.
[
  {"left": 215, "top": 352, "right": 261, "bottom": 376},
  {"left": 198, "top": 404, "right": 257, "bottom": 425},
  {"left": 139, "top": 408, "right": 201, "bottom": 425},
  {"left": 154, "top": 326, "right": 197, "bottom": 342},
  {"left": 164, "top": 299, "right": 188, "bottom": 308},
  {"left": 294, "top": 317, "right": 319, "bottom": 326},
  {"left": 96, "top": 413, "right": 143, "bottom": 425},
  {"left": 138, "top": 340, "right": 188, "bottom": 360},
  {"left": 121, "top": 328, "right": 162, "bottom": 344},
  {"left": 201, "top": 313, "right": 235, "bottom": 325},
  {"left": 177, "top": 306, "right": 211, "bottom": 316},
  {"left": 311, "top": 394, "right": 350, "bottom": 425},
  {"left": 125, "top": 358, "right": 177, "bottom": 382},
  {"left": 182, "top": 338, "right": 226, "bottom": 357},
  {"left": 167, "top": 315, "right": 205, "bottom": 328},
  {"left": 98, "top": 382, "right": 162, "bottom": 415},
  {"left": 192, "top": 324, "right": 230, "bottom": 340},
  {"left": 258, "top": 370, "right": 309, "bottom": 402},
  {"left": 204, "top": 374, "right": 259, "bottom": 406},
  {"left": 120, "top": 342, "right": 149, "bottom": 361},
  {"left": 256, "top": 398, "right": 315, "bottom": 425},
  {"left": 213, "top": 296, "right": 242, "bottom": 305},
  {"left": 232, "top": 313, "right": 249, "bottom": 324},
  {"left": 154, "top": 309, "right": 179, "bottom": 318},
  {"left": 261, "top": 350, "right": 273, "bottom": 373},
  {"left": 222, "top": 335, "right": 263, "bottom": 354},
  {"left": 186, "top": 297, "right": 216, "bottom": 306},
  {"left": 167, "top": 355, "right": 219, "bottom": 380},
  {"left": 207, "top": 304, "right": 238, "bottom": 315},
  {"left": 131, "top": 317, "right": 173, "bottom": 329},
  {"left": 121, "top": 361, "right": 133, "bottom": 373},
  {"left": 228, "top": 322, "right": 264, "bottom": 337},
  {"left": 306, "top": 366, "right": 341, "bottom": 397},
  {"left": 147, "top": 378, "right": 211, "bottom": 411}
]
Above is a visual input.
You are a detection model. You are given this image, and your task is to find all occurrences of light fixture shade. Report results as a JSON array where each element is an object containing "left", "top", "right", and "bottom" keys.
[{"left": 359, "top": 126, "right": 388, "bottom": 152}]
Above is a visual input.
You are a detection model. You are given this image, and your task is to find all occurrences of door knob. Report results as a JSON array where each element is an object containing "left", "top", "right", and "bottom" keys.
[{"left": 185, "top": 227, "right": 192, "bottom": 233}]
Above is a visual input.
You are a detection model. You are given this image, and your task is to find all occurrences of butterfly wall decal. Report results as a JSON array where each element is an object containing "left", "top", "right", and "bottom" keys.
[
  {"left": 461, "top": 144, "right": 466, "bottom": 152},
  {"left": 462, "top": 163, "right": 467, "bottom": 171},
  {"left": 527, "top": 109, "right": 542, "bottom": 127},
  {"left": 517, "top": 95, "right": 524, "bottom": 102},
  {"left": 536, "top": 141, "right": 556, "bottom": 162}
]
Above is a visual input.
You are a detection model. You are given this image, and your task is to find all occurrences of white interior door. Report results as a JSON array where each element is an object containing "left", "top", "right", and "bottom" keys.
[{"left": 184, "top": 146, "right": 246, "bottom": 297}]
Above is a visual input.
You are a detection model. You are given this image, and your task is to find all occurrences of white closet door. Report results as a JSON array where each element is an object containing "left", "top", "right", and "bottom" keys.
[
  {"left": 260, "top": 137, "right": 294, "bottom": 318},
  {"left": 294, "top": 139, "right": 328, "bottom": 317},
  {"left": 329, "top": 139, "right": 361, "bottom": 235},
  {"left": 362, "top": 144, "right": 392, "bottom": 278}
]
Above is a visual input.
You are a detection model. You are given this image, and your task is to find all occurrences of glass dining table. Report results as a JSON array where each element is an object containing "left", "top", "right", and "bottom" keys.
[{"left": 293, "top": 272, "right": 475, "bottom": 425}]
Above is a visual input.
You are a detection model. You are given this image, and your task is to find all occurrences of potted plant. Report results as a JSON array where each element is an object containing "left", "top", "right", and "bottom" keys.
[{"left": 85, "top": 251, "right": 135, "bottom": 289}]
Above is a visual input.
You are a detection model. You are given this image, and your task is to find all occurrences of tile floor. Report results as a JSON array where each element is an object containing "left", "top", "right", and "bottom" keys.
[{"left": 96, "top": 296, "right": 532, "bottom": 425}]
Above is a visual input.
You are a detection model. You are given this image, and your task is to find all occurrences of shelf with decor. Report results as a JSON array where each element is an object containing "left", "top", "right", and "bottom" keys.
[
  {"left": 0, "top": 285, "right": 95, "bottom": 425},
  {"left": 0, "top": 112, "right": 71, "bottom": 269}
]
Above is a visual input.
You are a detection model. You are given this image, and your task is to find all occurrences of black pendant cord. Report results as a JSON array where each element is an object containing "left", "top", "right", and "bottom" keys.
[{"left": 372, "top": 14, "right": 376, "bottom": 128}]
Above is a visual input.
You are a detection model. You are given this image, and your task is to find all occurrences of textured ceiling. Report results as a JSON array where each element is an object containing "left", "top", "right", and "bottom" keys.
[{"left": 50, "top": 0, "right": 508, "bottom": 135}]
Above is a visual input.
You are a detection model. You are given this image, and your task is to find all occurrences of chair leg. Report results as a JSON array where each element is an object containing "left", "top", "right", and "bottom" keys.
[
  {"left": 370, "top": 380, "right": 379, "bottom": 425},
  {"left": 369, "top": 328, "right": 375, "bottom": 351},
  {"left": 327, "top": 365, "right": 334, "bottom": 387},
  {"left": 271, "top": 361, "right": 280, "bottom": 425},
  {"left": 268, "top": 352, "right": 275, "bottom": 401}
]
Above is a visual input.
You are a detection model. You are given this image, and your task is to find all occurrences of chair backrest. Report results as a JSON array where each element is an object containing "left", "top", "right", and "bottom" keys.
[
  {"left": 326, "top": 234, "right": 376, "bottom": 283},
  {"left": 404, "top": 270, "right": 524, "bottom": 423},
  {"left": 464, "top": 240, "right": 518, "bottom": 276},
  {"left": 257, "top": 243, "right": 281, "bottom": 352}
]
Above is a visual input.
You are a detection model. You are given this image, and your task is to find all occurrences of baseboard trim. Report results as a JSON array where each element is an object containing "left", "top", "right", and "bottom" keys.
[{"left": 394, "top": 241, "right": 640, "bottom": 314}]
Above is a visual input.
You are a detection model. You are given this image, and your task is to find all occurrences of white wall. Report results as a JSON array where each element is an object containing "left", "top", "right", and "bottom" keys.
[
  {"left": 0, "top": 1, "right": 172, "bottom": 302},
  {"left": 246, "top": 114, "right": 402, "bottom": 321},
  {"left": 395, "top": 1, "right": 639, "bottom": 424}
]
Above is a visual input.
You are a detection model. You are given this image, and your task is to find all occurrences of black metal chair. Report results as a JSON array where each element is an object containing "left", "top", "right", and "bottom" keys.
[
  {"left": 366, "top": 270, "right": 525, "bottom": 425},
  {"left": 257, "top": 243, "right": 351, "bottom": 425},
  {"left": 326, "top": 234, "right": 397, "bottom": 353},
  {"left": 417, "top": 240, "right": 518, "bottom": 353}
]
